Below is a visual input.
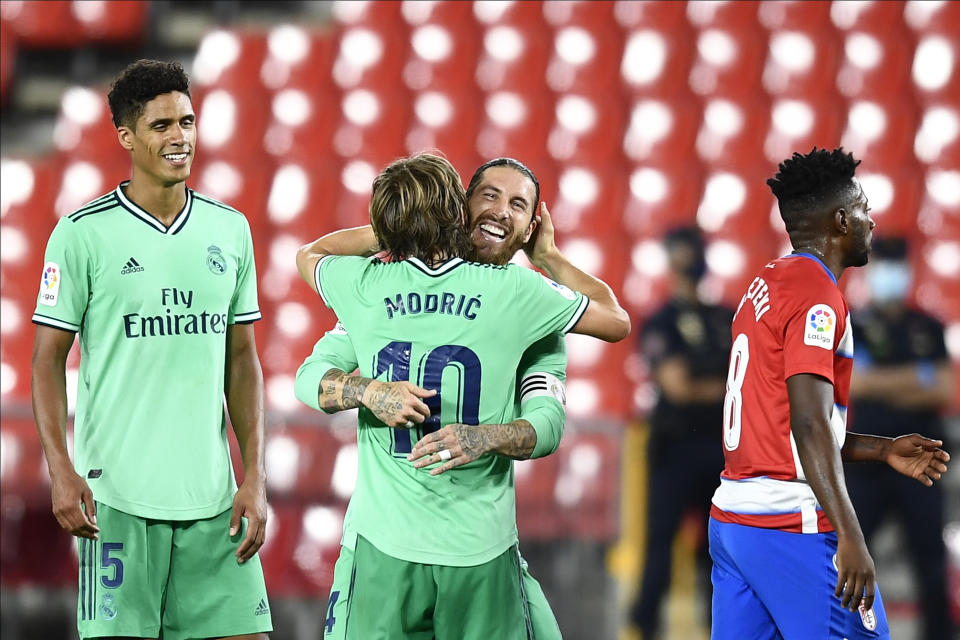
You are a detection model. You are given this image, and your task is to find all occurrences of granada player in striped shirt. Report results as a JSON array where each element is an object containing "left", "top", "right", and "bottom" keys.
[{"left": 708, "top": 148, "right": 950, "bottom": 640}]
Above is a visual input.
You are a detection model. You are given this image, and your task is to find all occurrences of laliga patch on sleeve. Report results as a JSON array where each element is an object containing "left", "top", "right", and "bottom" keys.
[
  {"left": 328, "top": 321, "right": 348, "bottom": 336},
  {"left": 38, "top": 262, "right": 61, "bottom": 306},
  {"left": 803, "top": 304, "right": 836, "bottom": 350},
  {"left": 541, "top": 274, "right": 576, "bottom": 300}
]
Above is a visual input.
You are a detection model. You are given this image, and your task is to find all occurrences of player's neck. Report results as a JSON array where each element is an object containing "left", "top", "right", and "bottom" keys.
[
  {"left": 791, "top": 245, "right": 844, "bottom": 282},
  {"left": 123, "top": 175, "right": 187, "bottom": 227}
]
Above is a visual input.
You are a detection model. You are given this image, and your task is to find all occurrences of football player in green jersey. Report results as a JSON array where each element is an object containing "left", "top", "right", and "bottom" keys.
[
  {"left": 31, "top": 60, "right": 271, "bottom": 639},
  {"left": 297, "top": 157, "right": 616, "bottom": 639},
  {"left": 294, "top": 153, "right": 629, "bottom": 638}
]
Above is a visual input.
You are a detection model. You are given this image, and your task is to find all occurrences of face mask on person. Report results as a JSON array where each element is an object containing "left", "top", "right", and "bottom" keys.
[{"left": 867, "top": 260, "right": 910, "bottom": 303}]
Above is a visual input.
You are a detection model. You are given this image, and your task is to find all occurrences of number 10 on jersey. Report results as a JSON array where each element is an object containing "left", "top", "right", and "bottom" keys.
[{"left": 375, "top": 341, "right": 481, "bottom": 456}]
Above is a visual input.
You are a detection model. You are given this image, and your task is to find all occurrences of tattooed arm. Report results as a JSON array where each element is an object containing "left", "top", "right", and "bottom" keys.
[
  {"left": 407, "top": 420, "right": 538, "bottom": 476},
  {"left": 317, "top": 368, "right": 436, "bottom": 428}
]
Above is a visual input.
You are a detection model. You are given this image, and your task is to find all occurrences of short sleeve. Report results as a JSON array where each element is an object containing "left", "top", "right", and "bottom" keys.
[
  {"left": 514, "top": 268, "right": 589, "bottom": 344},
  {"left": 229, "top": 220, "right": 261, "bottom": 324},
  {"left": 782, "top": 287, "right": 847, "bottom": 383},
  {"left": 295, "top": 321, "right": 361, "bottom": 412},
  {"left": 32, "top": 218, "right": 89, "bottom": 333},
  {"left": 314, "top": 255, "right": 367, "bottom": 313}
]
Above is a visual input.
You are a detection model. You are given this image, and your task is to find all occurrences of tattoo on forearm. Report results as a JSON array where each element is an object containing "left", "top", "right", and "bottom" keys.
[
  {"left": 319, "top": 369, "right": 372, "bottom": 412},
  {"left": 494, "top": 420, "right": 537, "bottom": 459}
]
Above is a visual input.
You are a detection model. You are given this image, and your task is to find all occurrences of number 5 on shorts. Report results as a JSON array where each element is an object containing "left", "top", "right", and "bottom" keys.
[{"left": 101, "top": 542, "right": 124, "bottom": 588}]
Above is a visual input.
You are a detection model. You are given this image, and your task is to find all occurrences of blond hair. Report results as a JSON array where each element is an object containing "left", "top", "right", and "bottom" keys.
[{"left": 369, "top": 153, "right": 471, "bottom": 263}]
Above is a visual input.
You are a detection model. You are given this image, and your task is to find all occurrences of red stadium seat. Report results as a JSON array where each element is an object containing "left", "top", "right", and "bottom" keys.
[
  {"left": 332, "top": 87, "right": 412, "bottom": 167},
  {"left": 620, "top": 24, "right": 697, "bottom": 99},
  {"left": 73, "top": 0, "right": 148, "bottom": 45},
  {"left": 474, "top": 25, "right": 551, "bottom": 97},
  {"left": 261, "top": 25, "right": 337, "bottom": 95},
  {"left": 851, "top": 165, "right": 923, "bottom": 237},
  {"left": 685, "top": 0, "right": 762, "bottom": 32},
  {"left": 0, "top": 418, "right": 48, "bottom": 506},
  {"left": 189, "top": 158, "right": 271, "bottom": 231},
  {"left": 555, "top": 430, "right": 621, "bottom": 541},
  {"left": 401, "top": 0, "right": 475, "bottom": 30},
  {"left": 472, "top": 0, "right": 548, "bottom": 31},
  {"left": 543, "top": 1, "right": 616, "bottom": 29},
  {"left": 1, "top": 0, "right": 83, "bottom": 48},
  {"left": 910, "top": 31, "right": 960, "bottom": 105},
  {"left": 623, "top": 95, "right": 702, "bottom": 165},
  {"left": 193, "top": 86, "right": 270, "bottom": 162},
  {"left": 52, "top": 86, "right": 128, "bottom": 172},
  {"left": 291, "top": 503, "right": 347, "bottom": 596},
  {"left": 836, "top": 28, "right": 913, "bottom": 100},
  {"left": 545, "top": 23, "right": 624, "bottom": 95},
  {"left": 758, "top": 0, "right": 832, "bottom": 30},
  {"left": 548, "top": 164, "right": 627, "bottom": 235},
  {"left": 547, "top": 93, "right": 626, "bottom": 163},
  {"left": 696, "top": 94, "right": 771, "bottom": 165},
  {"left": 264, "top": 426, "right": 346, "bottom": 503},
  {"left": 331, "top": 24, "right": 410, "bottom": 91},
  {"left": 0, "top": 18, "right": 16, "bottom": 105},
  {"left": 515, "top": 455, "right": 562, "bottom": 540},
  {"left": 331, "top": 0, "right": 404, "bottom": 31},
  {"left": 404, "top": 21, "right": 480, "bottom": 94},
  {"left": 614, "top": 0, "right": 688, "bottom": 31},
  {"left": 840, "top": 98, "right": 919, "bottom": 164},
  {"left": 914, "top": 104, "right": 960, "bottom": 166},
  {"left": 476, "top": 92, "right": 552, "bottom": 162},
  {"left": 764, "top": 96, "right": 845, "bottom": 166},
  {"left": 916, "top": 166, "right": 960, "bottom": 239},
  {"left": 762, "top": 29, "right": 841, "bottom": 99},
  {"left": 406, "top": 89, "right": 484, "bottom": 171},
  {"left": 832, "top": 0, "right": 909, "bottom": 32},
  {"left": 261, "top": 85, "right": 340, "bottom": 165},
  {"left": 689, "top": 26, "right": 767, "bottom": 99},
  {"left": 622, "top": 162, "right": 705, "bottom": 237},
  {"left": 192, "top": 30, "right": 267, "bottom": 93}
]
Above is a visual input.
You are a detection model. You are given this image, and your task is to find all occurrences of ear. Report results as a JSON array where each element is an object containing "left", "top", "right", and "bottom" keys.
[
  {"left": 834, "top": 208, "right": 849, "bottom": 235},
  {"left": 521, "top": 214, "right": 538, "bottom": 244},
  {"left": 116, "top": 125, "right": 135, "bottom": 152}
]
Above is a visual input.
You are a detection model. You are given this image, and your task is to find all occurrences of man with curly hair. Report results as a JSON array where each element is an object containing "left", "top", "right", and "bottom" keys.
[
  {"left": 708, "top": 147, "right": 950, "bottom": 639},
  {"left": 32, "top": 59, "right": 271, "bottom": 639}
]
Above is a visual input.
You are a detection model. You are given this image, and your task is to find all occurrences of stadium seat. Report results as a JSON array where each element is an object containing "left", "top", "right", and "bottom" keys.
[
  {"left": 515, "top": 454, "right": 562, "bottom": 540},
  {"left": 545, "top": 23, "right": 624, "bottom": 95},
  {"left": 292, "top": 503, "right": 347, "bottom": 595},
  {"left": 332, "top": 87, "right": 412, "bottom": 167},
  {"left": 401, "top": 0, "right": 475, "bottom": 28},
  {"left": 758, "top": 0, "right": 832, "bottom": 30},
  {"left": 832, "top": 0, "right": 910, "bottom": 32},
  {"left": 762, "top": 29, "right": 841, "bottom": 98},
  {"left": 472, "top": 0, "right": 548, "bottom": 31},
  {"left": 851, "top": 165, "right": 923, "bottom": 236},
  {"left": 914, "top": 104, "right": 960, "bottom": 166},
  {"left": 476, "top": 92, "right": 552, "bottom": 162},
  {"left": 555, "top": 431, "right": 621, "bottom": 541},
  {"left": 189, "top": 157, "right": 271, "bottom": 231},
  {"left": 73, "top": 0, "right": 148, "bottom": 45},
  {"left": 686, "top": 0, "right": 762, "bottom": 32},
  {"left": 193, "top": 86, "right": 271, "bottom": 163},
  {"left": 0, "top": 18, "right": 15, "bottom": 105},
  {"left": 622, "top": 162, "right": 705, "bottom": 238},
  {"left": 260, "top": 25, "right": 337, "bottom": 94},
  {"left": 52, "top": 86, "right": 128, "bottom": 172},
  {"left": 331, "top": 24, "right": 410, "bottom": 91},
  {"left": 696, "top": 94, "right": 771, "bottom": 165},
  {"left": 763, "top": 96, "right": 845, "bottom": 166},
  {"left": 620, "top": 24, "right": 697, "bottom": 99},
  {"left": 264, "top": 426, "right": 345, "bottom": 503},
  {"left": 623, "top": 95, "right": 702, "bottom": 166},
  {"left": 0, "top": 0, "right": 83, "bottom": 48},
  {"left": 911, "top": 31, "right": 960, "bottom": 104},
  {"left": 548, "top": 165, "right": 627, "bottom": 235},
  {"left": 840, "top": 98, "right": 918, "bottom": 165},
  {"left": 547, "top": 93, "right": 626, "bottom": 163},
  {"left": 689, "top": 26, "right": 767, "bottom": 99},
  {"left": 262, "top": 84, "right": 340, "bottom": 165},
  {"left": 614, "top": 0, "right": 688, "bottom": 31},
  {"left": 406, "top": 89, "right": 483, "bottom": 171},
  {"left": 404, "top": 21, "right": 480, "bottom": 94},
  {"left": 836, "top": 27, "right": 913, "bottom": 100},
  {"left": 192, "top": 30, "right": 267, "bottom": 94},
  {"left": 474, "top": 25, "right": 551, "bottom": 97},
  {"left": 0, "top": 418, "right": 48, "bottom": 506},
  {"left": 331, "top": 0, "right": 404, "bottom": 31}
]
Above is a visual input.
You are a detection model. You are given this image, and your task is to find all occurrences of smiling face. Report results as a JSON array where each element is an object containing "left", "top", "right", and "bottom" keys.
[
  {"left": 466, "top": 166, "right": 538, "bottom": 265},
  {"left": 118, "top": 91, "right": 195, "bottom": 188}
]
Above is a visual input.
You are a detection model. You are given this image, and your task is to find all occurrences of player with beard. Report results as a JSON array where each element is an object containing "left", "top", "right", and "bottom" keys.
[
  {"left": 708, "top": 147, "right": 950, "bottom": 639},
  {"left": 294, "top": 157, "right": 627, "bottom": 639}
]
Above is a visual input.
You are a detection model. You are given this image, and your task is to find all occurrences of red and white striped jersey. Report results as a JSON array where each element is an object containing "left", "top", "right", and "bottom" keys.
[{"left": 710, "top": 253, "right": 853, "bottom": 534}]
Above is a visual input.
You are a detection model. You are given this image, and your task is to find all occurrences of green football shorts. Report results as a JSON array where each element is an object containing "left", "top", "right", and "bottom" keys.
[
  {"left": 76, "top": 502, "right": 272, "bottom": 639},
  {"left": 324, "top": 535, "right": 559, "bottom": 639}
]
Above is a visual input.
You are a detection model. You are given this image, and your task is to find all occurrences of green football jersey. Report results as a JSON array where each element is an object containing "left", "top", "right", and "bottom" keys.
[
  {"left": 294, "top": 321, "right": 568, "bottom": 555},
  {"left": 315, "top": 255, "right": 586, "bottom": 566},
  {"left": 32, "top": 183, "right": 261, "bottom": 520}
]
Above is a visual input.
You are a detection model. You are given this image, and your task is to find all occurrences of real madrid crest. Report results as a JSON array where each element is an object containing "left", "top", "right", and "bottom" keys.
[{"left": 206, "top": 245, "right": 227, "bottom": 275}]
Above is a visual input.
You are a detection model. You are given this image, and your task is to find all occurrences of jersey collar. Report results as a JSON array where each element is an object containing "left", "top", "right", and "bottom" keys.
[
  {"left": 115, "top": 181, "right": 193, "bottom": 235},
  {"left": 406, "top": 256, "right": 464, "bottom": 276},
  {"left": 788, "top": 252, "right": 838, "bottom": 285}
]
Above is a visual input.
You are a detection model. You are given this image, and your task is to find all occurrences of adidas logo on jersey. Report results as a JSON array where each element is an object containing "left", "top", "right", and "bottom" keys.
[
  {"left": 254, "top": 598, "right": 270, "bottom": 616},
  {"left": 121, "top": 257, "right": 144, "bottom": 275}
]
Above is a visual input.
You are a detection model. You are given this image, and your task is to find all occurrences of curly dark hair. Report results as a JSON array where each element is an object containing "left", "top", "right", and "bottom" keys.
[
  {"left": 465, "top": 157, "right": 540, "bottom": 217},
  {"left": 370, "top": 153, "right": 472, "bottom": 263},
  {"left": 767, "top": 147, "right": 861, "bottom": 233},
  {"left": 107, "top": 59, "right": 191, "bottom": 128}
]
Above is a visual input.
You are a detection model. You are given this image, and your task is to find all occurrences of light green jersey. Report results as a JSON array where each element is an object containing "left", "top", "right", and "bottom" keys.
[
  {"left": 33, "top": 183, "right": 261, "bottom": 520},
  {"left": 315, "top": 255, "right": 586, "bottom": 566}
]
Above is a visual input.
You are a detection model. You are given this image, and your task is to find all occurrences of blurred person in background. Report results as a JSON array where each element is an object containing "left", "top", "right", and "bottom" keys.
[
  {"left": 31, "top": 59, "right": 271, "bottom": 639},
  {"left": 297, "top": 156, "right": 628, "bottom": 640},
  {"left": 294, "top": 152, "right": 629, "bottom": 638},
  {"left": 847, "top": 236, "right": 956, "bottom": 639},
  {"left": 709, "top": 147, "right": 950, "bottom": 640},
  {"left": 628, "top": 226, "right": 731, "bottom": 639}
]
